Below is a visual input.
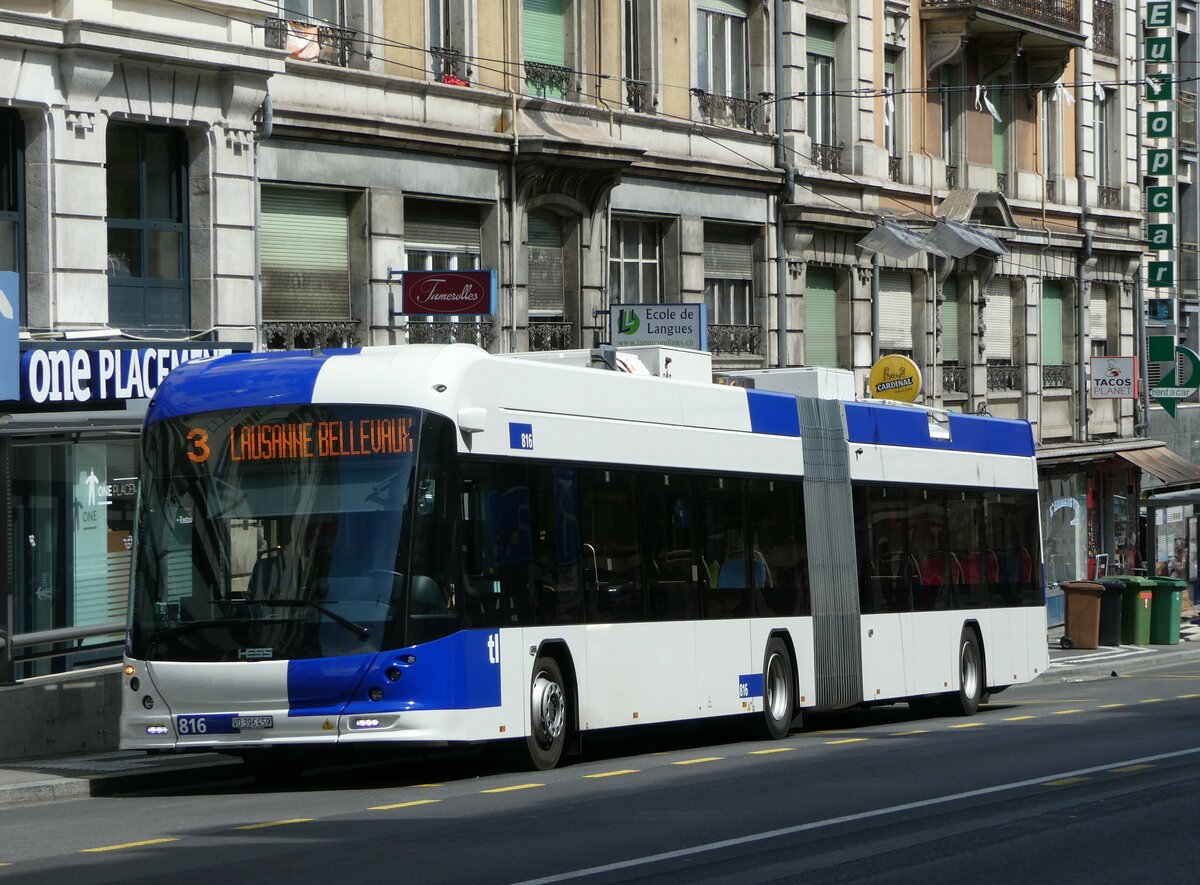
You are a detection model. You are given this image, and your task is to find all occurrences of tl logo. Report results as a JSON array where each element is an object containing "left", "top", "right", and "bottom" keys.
[
  {"left": 617, "top": 309, "right": 640, "bottom": 335},
  {"left": 487, "top": 632, "right": 501, "bottom": 664}
]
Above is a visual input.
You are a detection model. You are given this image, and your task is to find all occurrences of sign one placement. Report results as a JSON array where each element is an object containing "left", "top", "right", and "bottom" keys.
[{"left": 868, "top": 354, "right": 922, "bottom": 403}]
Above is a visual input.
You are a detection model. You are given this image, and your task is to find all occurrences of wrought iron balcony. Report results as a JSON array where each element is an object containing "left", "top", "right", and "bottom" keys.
[
  {"left": 920, "top": 0, "right": 1080, "bottom": 34},
  {"left": 525, "top": 62, "right": 573, "bottom": 98},
  {"left": 431, "top": 46, "right": 470, "bottom": 84},
  {"left": 986, "top": 363, "right": 1022, "bottom": 391},
  {"left": 265, "top": 17, "right": 354, "bottom": 67},
  {"left": 1093, "top": 0, "right": 1115, "bottom": 57},
  {"left": 403, "top": 319, "right": 494, "bottom": 349},
  {"left": 625, "top": 79, "right": 653, "bottom": 112},
  {"left": 888, "top": 156, "right": 903, "bottom": 183},
  {"left": 946, "top": 165, "right": 959, "bottom": 189},
  {"left": 262, "top": 320, "right": 360, "bottom": 351},
  {"left": 1042, "top": 364, "right": 1071, "bottom": 388},
  {"left": 943, "top": 364, "right": 968, "bottom": 394},
  {"left": 813, "top": 142, "right": 843, "bottom": 173},
  {"left": 1097, "top": 186, "right": 1121, "bottom": 209},
  {"left": 691, "top": 90, "right": 762, "bottom": 132},
  {"left": 529, "top": 321, "right": 575, "bottom": 351},
  {"left": 707, "top": 324, "right": 761, "bottom": 356}
]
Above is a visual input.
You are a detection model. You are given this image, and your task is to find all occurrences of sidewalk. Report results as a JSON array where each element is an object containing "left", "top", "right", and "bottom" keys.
[{"left": 3, "top": 619, "right": 1200, "bottom": 810}]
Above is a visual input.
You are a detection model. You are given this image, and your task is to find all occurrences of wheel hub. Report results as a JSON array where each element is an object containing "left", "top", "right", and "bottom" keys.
[{"left": 531, "top": 673, "right": 564, "bottom": 746}]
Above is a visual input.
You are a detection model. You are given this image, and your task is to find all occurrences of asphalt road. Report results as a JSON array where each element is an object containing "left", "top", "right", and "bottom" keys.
[{"left": 3, "top": 662, "right": 1200, "bottom": 884}]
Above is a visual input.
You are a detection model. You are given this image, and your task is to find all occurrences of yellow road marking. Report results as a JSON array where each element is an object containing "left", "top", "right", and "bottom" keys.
[
  {"left": 235, "top": 819, "right": 312, "bottom": 831},
  {"left": 416, "top": 783, "right": 444, "bottom": 788},
  {"left": 369, "top": 799, "right": 441, "bottom": 811},
  {"left": 889, "top": 729, "right": 929, "bottom": 736},
  {"left": 1003, "top": 715, "right": 1036, "bottom": 721},
  {"left": 1099, "top": 704, "right": 1125, "bottom": 709},
  {"left": 825, "top": 738, "right": 868, "bottom": 745},
  {"left": 1179, "top": 694, "right": 1200, "bottom": 699},
  {"left": 948, "top": 722, "right": 984, "bottom": 729},
  {"left": 583, "top": 769, "right": 640, "bottom": 778},
  {"left": 1053, "top": 709, "right": 1084, "bottom": 715},
  {"left": 749, "top": 747, "right": 795, "bottom": 755},
  {"left": 1110, "top": 764, "right": 1152, "bottom": 774},
  {"left": 481, "top": 783, "right": 544, "bottom": 793},
  {"left": 82, "top": 838, "right": 179, "bottom": 853},
  {"left": 673, "top": 757, "right": 724, "bottom": 765},
  {"left": 1043, "top": 777, "right": 1090, "bottom": 787},
  {"left": 1139, "top": 698, "right": 1164, "bottom": 704},
  {"left": 0, "top": 863, "right": 11, "bottom": 867}
]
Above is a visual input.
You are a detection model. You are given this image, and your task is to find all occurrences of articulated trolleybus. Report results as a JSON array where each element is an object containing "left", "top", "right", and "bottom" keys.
[{"left": 121, "top": 344, "right": 1047, "bottom": 772}]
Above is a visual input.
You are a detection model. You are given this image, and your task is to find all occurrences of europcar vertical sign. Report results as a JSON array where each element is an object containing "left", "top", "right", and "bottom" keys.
[{"left": 1145, "top": 1, "right": 1176, "bottom": 295}]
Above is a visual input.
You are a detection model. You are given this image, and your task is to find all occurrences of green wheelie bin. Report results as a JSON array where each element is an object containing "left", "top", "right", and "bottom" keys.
[
  {"left": 1101, "top": 576, "right": 1155, "bottom": 645},
  {"left": 1149, "top": 576, "right": 1186, "bottom": 645}
]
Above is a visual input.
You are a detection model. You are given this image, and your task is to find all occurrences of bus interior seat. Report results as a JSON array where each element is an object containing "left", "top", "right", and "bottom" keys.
[{"left": 247, "top": 548, "right": 285, "bottom": 600}]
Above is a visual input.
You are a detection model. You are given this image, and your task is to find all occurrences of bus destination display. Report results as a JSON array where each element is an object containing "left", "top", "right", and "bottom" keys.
[{"left": 185, "top": 416, "right": 414, "bottom": 464}]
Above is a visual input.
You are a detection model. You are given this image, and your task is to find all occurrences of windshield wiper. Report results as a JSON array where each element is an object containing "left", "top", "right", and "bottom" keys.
[
  {"left": 252, "top": 599, "right": 371, "bottom": 641},
  {"left": 145, "top": 618, "right": 254, "bottom": 651}
]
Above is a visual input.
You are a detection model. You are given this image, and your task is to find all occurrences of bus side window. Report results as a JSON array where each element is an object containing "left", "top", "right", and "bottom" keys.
[{"left": 578, "top": 468, "right": 643, "bottom": 622}]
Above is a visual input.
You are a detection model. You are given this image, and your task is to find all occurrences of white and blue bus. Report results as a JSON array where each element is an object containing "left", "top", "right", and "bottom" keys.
[{"left": 121, "top": 344, "right": 1047, "bottom": 772}]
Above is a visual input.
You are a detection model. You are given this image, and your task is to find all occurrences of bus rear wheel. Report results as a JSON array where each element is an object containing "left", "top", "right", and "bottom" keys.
[
  {"left": 944, "top": 629, "right": 983, "bottom": 716},
  {"left": 761, "top": 638, "right": 795, "bottom": 740},
  {"left": 527, "top": 656, "right": 569, "bottom": 770}
]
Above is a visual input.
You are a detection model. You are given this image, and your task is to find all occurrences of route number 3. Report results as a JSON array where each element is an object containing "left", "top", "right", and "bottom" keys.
[{"left": 186, "top": 428, "right": 211, "bottom": 464}]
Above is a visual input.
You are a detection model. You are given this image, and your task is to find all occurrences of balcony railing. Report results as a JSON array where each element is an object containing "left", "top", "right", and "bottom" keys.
[
  {"left": 1093, "top": 0, "right": 1115, "bottom": 57},
  {"left": 920, "top": 0, "right": 1080, "bottom": 33},
  {"left": 946, "top": 164, "right": 959, "bottom": 189},
  {"left": 263, "top": 320, "right": 360, "bottom": 351},
  {"left": 888, "top": 156, "right": 903, "bottom": 183},
  {"left": 266, "top": 17, "right": 354, "bottom": 67},
  {"left": 525, "top": 61, "right": 573, "bottom": 98},
  {"left": 692, "top": 90, "right": 762, "bottom": 132},
  {"left": 986, "top": 363, "right": 1022, "bottom": 391},
  {"left": 707, "top": 324, "right": 761, "bottom": 355},
  {"left": 1042, "top": 364, "right": 1071, "bottom": 388},
  {"left": 813, "top": 142, "right": 843, "bottom": 173},
  {"left": 1097, "top": 186, "right": 1121, "bottom": 209},
  {"left": 625, "top": 79, "right": 653, "bottom": 112},
  {"left": 430, "top": 46, "right": 470, "bottom": 84},
  {"left": 943, "top": 364, "right": 968, "bottom": 394},
  {"left": 529, "top": 321, "right": 575, "bottom": 351},
  {"left": 403, "top": 319, "right": 494, "bottom": 349}
]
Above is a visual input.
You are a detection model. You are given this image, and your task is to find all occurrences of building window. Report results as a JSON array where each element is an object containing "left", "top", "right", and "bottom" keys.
[
  {"left": 267, "top": 0, "right": 355, "bottom": 67},
  {"left": 942, "top": 277, "right": 961, "bottom": 363},
  {"left": 528, "top": 208, "right": 566, "bottom": 319},
  {"left": 941, "top": 64, "right": 963, "bottom": 188},
  {"left": 698, "top": 1, "right": 748, "bottom": 99},
  {"left": 1041, "top": 280, "right": 1068, "bottom": 367},
  {"left": 878, "top": 271, "right": 913, "bottom": 357},
  {"left": 106, "top": 123, "right": 188, "bottom": 332},
  {"left": 623, "top": 0, "right": 656, "bottom": 111},
  {"left": 260, "top": 186, "right": 351, "bottom": 347},
  {"left": 0, "top": 109, "right": 23, "bottom": 318},
  {"left": 984, "top": 280, "right": 1014, "bottom": 364},
  {"left": 1094, "top": 86, "right": 1113, "bottom": 187},
  {"left": 992, "top": 77, "right": 1010, "bottom": 194},
  {"left": 1089, "top": 287, "right": 1110, "bottom": 357},
  {"left": 405, "top": 198, "right": 482, "bottom": 272},
  {"left": 524, "top": 0, "right": 572, "bottom": 99},
  {"left": 610, "top": 218, "right": 661, "bottom": 304},
  {"left": 805, "top": 266, "right": 839, "bottom": 368},
  {"left": 884, "top": 49, "right": 903, "bottom": 181},
  {"left": 429, "top": 0, "right": 472, "bottom": 82},
  {"left": 807, "top": 19, "right": 838, "bottom": 171},
  {"left": 1040, "top": 90, "right": 1062, "bottom": 201},
  {"left": 703, "top": 224, "right": 754, "bottom": 325}
]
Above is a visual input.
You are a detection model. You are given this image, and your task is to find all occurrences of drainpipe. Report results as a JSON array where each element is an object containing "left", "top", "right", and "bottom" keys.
[
  {"left": 1074, "top": 62, "right": 1089, "bottom": 442},
  {"left": 509, "top": 92, "right": 520, "bottom": 354},
  {"left": 253, "top": 93, "right": 272, "bottom": 353},
  {"left": 871, "top": 253, "right": 880, "bottom": 364},
  {"left": 774, "top": 0, "right": 795, "bottom": 366}
]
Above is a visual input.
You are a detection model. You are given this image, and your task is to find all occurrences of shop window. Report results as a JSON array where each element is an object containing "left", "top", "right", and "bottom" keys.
[{"left": 106, "top": 123, "right": 189, "bottom": 332}]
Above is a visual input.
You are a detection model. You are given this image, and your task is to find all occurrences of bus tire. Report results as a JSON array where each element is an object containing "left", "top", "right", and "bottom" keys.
[
  {"left": 944, "top": 628, "right": 983, "bottom": 716},
  {"left": 527, "top": 656, "right": 569, "bottom": 770},
  {"left": 761, "top": 637, "right": 795, "bottom": 740}
]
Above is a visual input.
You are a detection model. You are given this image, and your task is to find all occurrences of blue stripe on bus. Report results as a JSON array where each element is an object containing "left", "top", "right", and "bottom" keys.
[
  {"left": 145, "top": 348, "right": 362, "bottom": 425},
  {"left": 844, "top": 402, "right": 1034, "bottom": 457},
  {"left": 746, "top": 389, "right": 801, "bottom": 437},
  {"left": 286, "top": 630, "right": 502, "bottom": 718}
]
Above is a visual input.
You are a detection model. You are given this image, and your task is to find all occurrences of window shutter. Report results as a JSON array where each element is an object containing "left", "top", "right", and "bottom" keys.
[
  {"left": 700, "top": 0, "right": 749, "bottom": 15},
  {"left": 704, "top": 226, "right": 754, "bottom": 279},
  {"left": 524, "top": 0, "right": 566, "bottom": 66},
  {"left": 805, "top": 267, "right": 838, "bottom": 367},
  {"left": 942, "top": 277, "right": 960, "bottom": 361},
  {"left": 528, "top": 209, "right": 564, "bottom": 314},
  {"left": 878, "top": 271, "right": 913, "bottom": 352},
  {"left": 984, "top": 280, "right": 1013, "bottom": 361},
  {"left": 1042, "top": 281, "right": 1064, "bottom": 365},
  {"left": 807, "top": 19, "right": 836, "bottom": 56},
  {"left": 260, "top": 187, "right": 350, "bottom": 321},
  {"left": 405, "top": 199, "right": 482, "bottom": 249},
  {"left": 1090, "top": 290, "right": 1109, "bottom": 349}
]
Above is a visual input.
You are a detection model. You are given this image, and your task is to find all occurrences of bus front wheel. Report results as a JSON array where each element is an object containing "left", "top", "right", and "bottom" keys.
[
  {"left": 527, "top": 656, "right": 569, "bottom": 770},
  {"left": 761, "top": 638, "right": 795, "bottom": 740}
]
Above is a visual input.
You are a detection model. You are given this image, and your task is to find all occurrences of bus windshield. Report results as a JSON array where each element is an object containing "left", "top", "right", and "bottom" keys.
[{"left": 130, "top": 404, "right": 424, "bottom": 662}]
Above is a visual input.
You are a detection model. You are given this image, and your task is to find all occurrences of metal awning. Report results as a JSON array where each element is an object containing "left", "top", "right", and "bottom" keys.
[
  {"left": 1036, "top": 437, "right": 1164, "bottom": 465},
  {"left": 1115, "top": 445, "right": 1200, "bottom": 489}
]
